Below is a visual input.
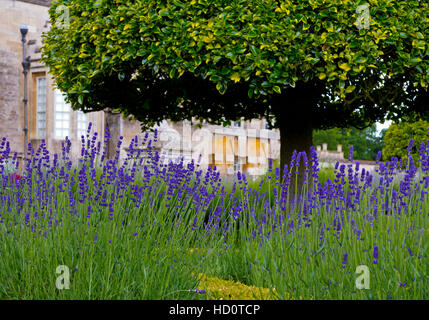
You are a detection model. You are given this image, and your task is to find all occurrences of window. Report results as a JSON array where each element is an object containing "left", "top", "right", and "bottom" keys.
[
  {"left": 54, "top": 89, "right": 70, "bottom": 139},
  {"left": 234, "top": 156, "right": 242, "bottom": 173},
  {"left": 77, "top": 111, "right": 88, "bottom": 139},
  {"left": 36, "top": 77, "right": 47, "bottom": 138}
]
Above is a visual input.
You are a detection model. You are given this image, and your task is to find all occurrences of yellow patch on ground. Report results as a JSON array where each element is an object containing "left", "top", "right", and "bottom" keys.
[{"left": 197, "top": 274, "right": 285, "bottom": 300}]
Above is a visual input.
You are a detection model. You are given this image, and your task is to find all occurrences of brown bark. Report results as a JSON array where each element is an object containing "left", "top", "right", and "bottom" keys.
[
  {"left": 104, "top": 112, "right": 122, "bottom": 160},
  {"left": 278, "top": 112, "right": 313, "bottom": 200},
  {"left": 273, "top": 82, "right": 319, "bottom": 200}
]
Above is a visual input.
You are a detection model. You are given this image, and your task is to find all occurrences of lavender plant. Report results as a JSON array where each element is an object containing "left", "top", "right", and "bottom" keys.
[{"left": 0, "top": 124, "right": 427, "bottom": 299}]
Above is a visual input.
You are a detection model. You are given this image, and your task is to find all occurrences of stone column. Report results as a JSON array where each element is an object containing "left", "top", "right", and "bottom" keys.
[
  {"left": 182, "top": 120, "right": 192, "bottom": 163},
  {"left": 259, "top": 129, "right": 270, "bottom": 165},
  {"left": 104, "top": 112, "right": 122, "bottom": 160},
  {"left": 247, "top": 128, "right": 257, "bottom": 165},
  {"left": 225, "top": 135, "right": 234, "bottom": 164},
  {"left": 214, "top": 133, "right": 224, "bottom": 165}
]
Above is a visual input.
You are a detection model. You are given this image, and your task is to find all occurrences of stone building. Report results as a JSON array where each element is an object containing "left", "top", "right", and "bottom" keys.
[
  {"left": 0, "top": 0, "right": 282, "bottom": 177},
  {"left": 1, "top": 0, "right": 105, "bottom": 162},
  {"left": 316, "top": 143, "right": 344, "bottom": 161},
  {"left": 119, "top": 117, "right": 280, "bottom": 176}
]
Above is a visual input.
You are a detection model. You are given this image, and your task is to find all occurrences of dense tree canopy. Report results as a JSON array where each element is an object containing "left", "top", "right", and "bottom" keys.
[
  {"left": 42, "top": 0, "right": 428, "bottom": 187},
  {"left": 383, "top": 120, "right": 429, "bottom": 164},
  {"left": 313, "top": 124, "right": 385, "bottom": 161}
]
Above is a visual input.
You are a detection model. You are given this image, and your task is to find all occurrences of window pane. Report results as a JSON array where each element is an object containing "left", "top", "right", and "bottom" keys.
[
  {"left": 77, "top": 110, "right": 88, "bottom": 138},
  {"left": 55, "top": 89, "right": 71, "bottom": 138},
  {"left": 36, "top": 77, "right": 47, "bottom": 138}
]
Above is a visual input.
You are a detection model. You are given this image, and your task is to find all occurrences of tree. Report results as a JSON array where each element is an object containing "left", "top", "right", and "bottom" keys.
[
  {"left": 382, "top": 120, "right": 429, "bottom": 164},
  {"left": 42, "top": 0, "right": 428, "bottom": 191},
  {"left": 313, "top": 124, "right": 385, "bottom": 161},
  {"left": 313, "top": 128, "right": 344, "bottom": 153}
]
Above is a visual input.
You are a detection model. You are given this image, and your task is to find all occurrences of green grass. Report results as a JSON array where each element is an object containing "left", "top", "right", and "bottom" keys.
[{"left": 0, "top": 153, "right": 427, "bottom": 300}]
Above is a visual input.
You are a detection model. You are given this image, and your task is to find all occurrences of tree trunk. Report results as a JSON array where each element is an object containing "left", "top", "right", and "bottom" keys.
[
  {"left": 278, "top": 113, "right": 313, "bottom": 200},
  {"left": 272, "top": 82, "right": 319, "bottom": 201},
  {"left": 105, "top": 112, "right": 122, "bottom": 160}
]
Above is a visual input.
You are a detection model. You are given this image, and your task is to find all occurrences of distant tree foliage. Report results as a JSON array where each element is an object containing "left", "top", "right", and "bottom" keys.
[
  {"left": 313, "top": 124, "right": 385, "bottom": 161},
  {"left": 382, "top": 120, "right": 429, "bottom": 164}
]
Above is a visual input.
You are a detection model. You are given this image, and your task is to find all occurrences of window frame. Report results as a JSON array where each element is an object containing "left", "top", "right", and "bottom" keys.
[
  {"left": 233, "top": 156, "right": 242, "bottom": 173},
  {"left": 54, "top": 89, "right": 71, "bottom": 139},
  {"left": 77, "top": 110, "right": 88, "bottom": 139},
  {"left": 35, "top": 76, "right": 47, "bottom": 139}
]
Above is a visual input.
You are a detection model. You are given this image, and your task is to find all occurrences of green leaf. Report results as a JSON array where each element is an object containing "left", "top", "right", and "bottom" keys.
[
  {"left": 355, "top": 57, "right": 368, "bottom": 64},
  {"left": 216, "top": 82, "right": 227, "bottom": 94},
  {"left": 414, "top": 32, "right": 424, "bottom": 39},
  {"left": 273, "top": 86, "right": 281, "bottom": 94},
  {"left": 209, "top": 75, "right": 222, "bottom": 82},
  {"left": 339, "top": 63, "right": 351, "bottom": 72},
  {"left": 345, "top": 85, "right": 356, "bottom": 94},
  {"left": 169, "top": 68, "right": 176, "bottom": 78},
  {"left": 213, "top": 56, "right": 222, "bottom": 63},
  {"left": 230, "top": 73, "right": 240, "bottom": 83},
  {"left": 94, "top": 0, "right": 103, "bottom": 8},
  {"left": 236, "top": 47, "right": 246, "bottom": 54},
  {"left": 159, "top": 9, "right": 169, "bottom": 16},
  {"left": 89, "top": 70, "right": 99, "bottom": 78},
  {"left": 250, "top": 45, "right": 259, "bottom": 55},
  {"left": 410, "top": 57, "right": 422, "bottom": 64}
]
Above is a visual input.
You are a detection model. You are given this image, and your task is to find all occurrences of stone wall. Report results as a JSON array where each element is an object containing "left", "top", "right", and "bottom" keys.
[
  {"left": 19, "top": 0, "right": 51, "bottom": 6},
  {"left": 316, "top": 143, "right": 344, "bottom": 161},
  {"left": 0, "top": 45, "right": 22, "bottom": 155},
  {"left": 0, "top": 0, "right": 50, "bottom": 158}
]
